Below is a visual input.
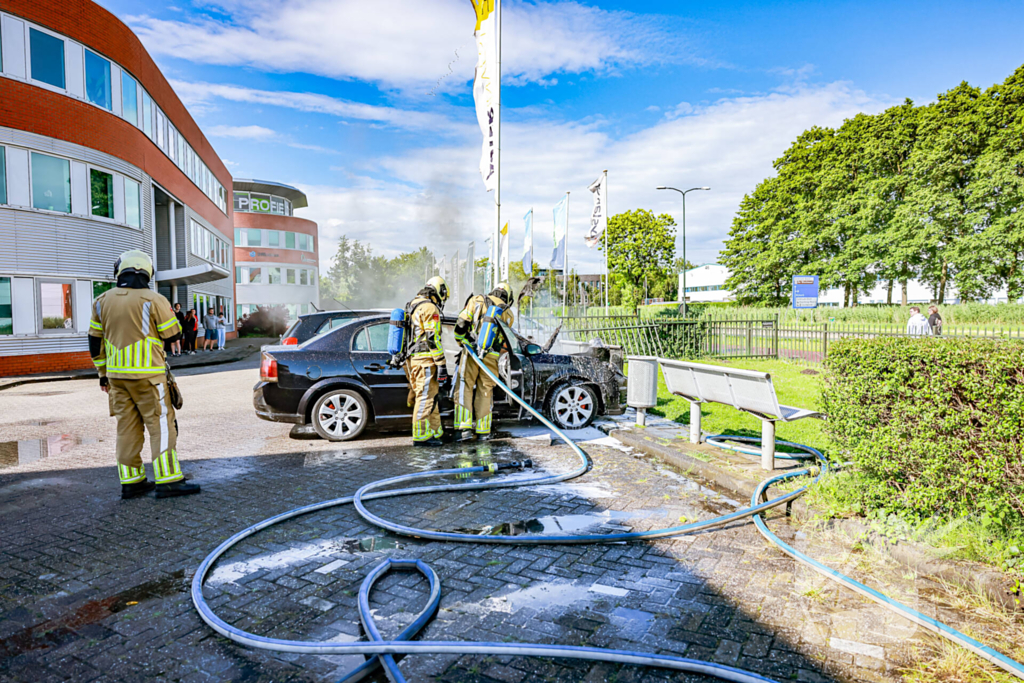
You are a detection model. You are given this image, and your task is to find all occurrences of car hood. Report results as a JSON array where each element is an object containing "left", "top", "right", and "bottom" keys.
[{"left": 527, "top": 351, "right": 623, "bottom": 402}]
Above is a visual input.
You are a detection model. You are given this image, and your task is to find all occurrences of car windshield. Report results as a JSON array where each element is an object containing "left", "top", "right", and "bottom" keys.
[
  {"left": 315, "top": 313, "right": 362, "bottom": 335},
  {"left": 498, "top": 321, "right": 521, "bottom": 353}
]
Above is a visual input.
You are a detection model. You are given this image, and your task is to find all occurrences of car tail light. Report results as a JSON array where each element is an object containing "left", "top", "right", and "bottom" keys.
[
  {"left": 260, "top": 354, "right": 278, "bottom": 382},
  {"left": 281, "top": 337, "right": 298, "bottom": 345}
]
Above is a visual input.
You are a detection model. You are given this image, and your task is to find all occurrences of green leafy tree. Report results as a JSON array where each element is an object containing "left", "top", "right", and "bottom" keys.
[{"left": 599, "top": 209, "right": 676, "bottom": 311}]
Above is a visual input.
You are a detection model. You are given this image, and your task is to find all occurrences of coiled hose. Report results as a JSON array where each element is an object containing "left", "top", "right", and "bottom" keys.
[{"left": 191, "top": 348, "right": 1024, "bottom": 682}]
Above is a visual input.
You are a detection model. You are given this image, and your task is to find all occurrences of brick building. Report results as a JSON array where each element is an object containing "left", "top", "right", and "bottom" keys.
[{"left": 0, "top": 0, "right": 234, "bottom": 376}]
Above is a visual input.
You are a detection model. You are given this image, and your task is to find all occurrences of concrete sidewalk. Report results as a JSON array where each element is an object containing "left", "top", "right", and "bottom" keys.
[{"left": 0, "top": 337, "right": 274, "bottom": 391}]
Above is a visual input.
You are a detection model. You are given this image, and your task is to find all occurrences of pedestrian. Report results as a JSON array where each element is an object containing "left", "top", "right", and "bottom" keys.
[
  {"left": 203, "top": 307, "right": 219, "bottom": 351},
  {"left": 88, "top": 250, "right": 200, "bottom": 499},
  {"left": 183, "top": 309, "right": 198, "bottom": 354},
  {"left": 217, "top": 306, "right": 227, "bottom": 350},
  {"left": 928, "top": 305, "right": 943, "bottom": 336},
  {"left": 172, "top": 303, "right": 186, "bottom": 356},
  {"left": 403, "top": 276, "right": 450, "bottom": 447},
  {"left": 906, "top": 306, "right": 932, "bottom": 336},
  {"left": 453, "top": 282, "right": 515, "bottom": 442}
]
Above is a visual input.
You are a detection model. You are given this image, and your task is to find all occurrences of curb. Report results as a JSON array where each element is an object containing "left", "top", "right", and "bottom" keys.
[
  {"left": 611, "top": 427, "right": 1021, "bottom": 614},
  {"left": 0, "top": 346, "right": 258, "bottom": 392}
]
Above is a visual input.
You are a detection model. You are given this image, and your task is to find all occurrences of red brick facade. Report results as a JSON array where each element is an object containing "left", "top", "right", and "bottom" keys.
[
  {"left": 0, "top": 352, "right": 94, "bottom": 376},
  {"left": 234, "top": 214, "right": 320, "bottom": 266}
]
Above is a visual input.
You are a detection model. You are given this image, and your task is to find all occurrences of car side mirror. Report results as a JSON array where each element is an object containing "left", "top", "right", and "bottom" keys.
[{"left": 524, "top": 343, "right": 543, "bottom": 356}]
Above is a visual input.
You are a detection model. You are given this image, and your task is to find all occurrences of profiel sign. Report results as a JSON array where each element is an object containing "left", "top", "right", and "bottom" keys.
[
  {"left": 234, "top": 192, "right": 288, "bottom": 215},
  {"left": 792, "top": 275, "right": 819, "bottom": 309}
]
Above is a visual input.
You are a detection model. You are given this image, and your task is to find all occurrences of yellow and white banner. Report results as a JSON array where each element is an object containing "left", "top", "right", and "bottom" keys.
[
  {"left": 472, "top": 0, "right": 498, "bottom": 192},
  {"left": 499, "top": 221, "right": 509, "bottom": 280}
]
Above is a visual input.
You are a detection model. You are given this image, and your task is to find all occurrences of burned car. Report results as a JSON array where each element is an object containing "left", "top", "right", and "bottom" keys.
[{"left": 253, "top": 313, "right": 626, "bottom": 441}]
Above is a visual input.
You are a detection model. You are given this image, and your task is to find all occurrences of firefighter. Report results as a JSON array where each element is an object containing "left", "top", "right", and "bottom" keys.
[
  {"left": 89, "top": 250, "right": 201, "bottom": 499},
  {"left": 453, "top": 282, "right": 514, "bottom": 441},
  {"left": 405, "top": 276, "right": 450, "bottom": 447}
]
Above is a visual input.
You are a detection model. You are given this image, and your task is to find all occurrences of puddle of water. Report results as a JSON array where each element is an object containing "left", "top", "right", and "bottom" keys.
[
  {"left": 0, "top": 436, "right": 99, "bottom": 470},
  {"left": 516, "top": 482, "right": 617, "bottom": 499},
  {"left": 478, "top": 580, "right": 630, "bottom": 615},
  {"left": 0, "top": 569, "right": 186, "bottom": 659},
  {"left": 453, "top": 508, "right": 670, "bottom": 537},
  {"left": 209, "top": 536, "right": 405, "bottom": 584},
  {"left": 654, "top": 464, "right": 742, "bottom": 508},
  {"left": 609, "top": 606, "right": 654, "bottom": 638}
]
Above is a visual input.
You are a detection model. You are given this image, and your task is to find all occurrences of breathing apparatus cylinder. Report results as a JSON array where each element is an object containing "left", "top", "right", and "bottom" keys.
[
  {"left": 476, "top": 304, "right": 502, "bottom": 355},
  {"left": 387, "top": 308, "right": 406, "bottom": 359}
]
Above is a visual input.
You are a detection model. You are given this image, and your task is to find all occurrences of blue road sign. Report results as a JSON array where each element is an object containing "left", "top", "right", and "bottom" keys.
[{"left": 792, "top": 275, "right": 819, "bottom": 309}]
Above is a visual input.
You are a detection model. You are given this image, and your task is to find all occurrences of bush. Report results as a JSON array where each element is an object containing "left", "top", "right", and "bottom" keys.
[
  {"left": 822, "top": 337, "right": 1024, "bottom": 538},
  {"left": 238, "top": 305, "right": 289, "bottom": 337}
]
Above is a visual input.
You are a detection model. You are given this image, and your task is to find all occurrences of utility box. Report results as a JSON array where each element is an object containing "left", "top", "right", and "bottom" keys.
[{"left": 627, "top": 356, "right": 659, "bottom": 426}]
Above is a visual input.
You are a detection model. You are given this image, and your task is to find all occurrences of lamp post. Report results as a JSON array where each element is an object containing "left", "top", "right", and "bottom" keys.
[{"left": 656, "top": 186, "right": 710, "bottom": 318}]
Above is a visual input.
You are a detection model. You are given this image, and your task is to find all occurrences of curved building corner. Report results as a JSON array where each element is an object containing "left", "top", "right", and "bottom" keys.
[
  {"left": 232, "top": 179, "right": 319, "bottom": 322},
  {"left": 0, "top": 0, "right": 235, "bottom": 376}
]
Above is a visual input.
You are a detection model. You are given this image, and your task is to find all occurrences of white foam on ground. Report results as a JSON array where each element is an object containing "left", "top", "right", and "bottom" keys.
[{"left": 209, "top": 539, "right": 343, "bottom": 584}]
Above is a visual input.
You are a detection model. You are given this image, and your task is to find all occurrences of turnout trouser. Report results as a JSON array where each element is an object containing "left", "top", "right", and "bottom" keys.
[
  {"left": 454, "top": 352, "right": 499, "bottom": 435},
  {"left": 108, "top": 376, "right": 184, "bottom": 485},
  {"left": 407, "top": 358, "right": 442, "bottom": 442}
]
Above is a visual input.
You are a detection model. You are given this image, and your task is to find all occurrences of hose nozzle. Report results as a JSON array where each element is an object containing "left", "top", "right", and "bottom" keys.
[{"left": 495, "top": 459, "right": 533, "bottom": 471}]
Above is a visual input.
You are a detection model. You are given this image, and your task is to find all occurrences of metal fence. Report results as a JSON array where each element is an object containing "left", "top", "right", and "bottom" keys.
[{"left": 525, "top": 313, "right": 1024, "bottom": 366}]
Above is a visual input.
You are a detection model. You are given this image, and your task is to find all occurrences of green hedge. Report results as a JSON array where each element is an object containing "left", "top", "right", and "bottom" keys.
[{"left": 822, "top": 337, "right": 1024, "bottom": 534}]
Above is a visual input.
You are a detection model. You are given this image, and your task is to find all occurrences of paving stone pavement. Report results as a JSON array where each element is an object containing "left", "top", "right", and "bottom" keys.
[{"left": 0, "top": 360, "right": 973, "bottom": 682}]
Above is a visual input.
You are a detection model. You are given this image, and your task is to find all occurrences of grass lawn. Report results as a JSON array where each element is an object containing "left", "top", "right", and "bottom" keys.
[{"left": 646, "top": 358, "right": 832, "bottom": 456}]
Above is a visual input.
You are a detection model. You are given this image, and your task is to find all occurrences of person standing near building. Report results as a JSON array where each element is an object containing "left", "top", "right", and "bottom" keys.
[
  {"left": 172, "top": 303, "right": 186, "bottom": 356},
  {"left": 183, "top": 309, "right": 198, "bottom": 354},
  {"left": 202, "top": 307, "right": 219, "bottom": 351},
  {"left": 89, "top": 250, "right": 201, "bottom": 499},
  {"left": 453, "top": 283, "right": 515, "bottom": 441},
  {"left": 928, "top": 305, "right": 943, "bottom": 336},
  {"left": 216, "top": 306, "right": 227, "bottom": 350},
  {"left": 906, "top": 306, "right": 932, "bottom": 336},
  {"left": 405, "top": 276, "right": 450, "bottom": 447}
]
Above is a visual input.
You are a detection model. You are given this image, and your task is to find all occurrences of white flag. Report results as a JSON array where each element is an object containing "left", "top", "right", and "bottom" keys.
[
  {"left": 472, "top": 1, "right": 498, "bottom": 192},
  {"left": 499, "top": 222, "right": 509, "bottom": 281},
  {"left": 522, "top": 209, "right": 533, "bottom": 274},
  {"left": 550, "top": 194, "right": 568, "bottom": 271},
  {"left": 466, "top": 241, "right": 475, "bottom": 293},
  {"left": 585, "top": 173, "right": 606, "bottom": 248}
]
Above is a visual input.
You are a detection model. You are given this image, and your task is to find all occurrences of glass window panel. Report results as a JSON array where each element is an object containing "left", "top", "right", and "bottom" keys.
[
  {"left": 269, "top": 267, "right": 281, "bottom": 285},
  {"left": 300, "top": 269, "right": 308, "bottom": 286},
  {"left": 92, "top": 281, "right": 114, "bottom": 299},
  {"left": 235, "top": 267, "right": 242, "bottom": 283},
  {"left": 286, "top": 269, "right": 295, "bottom": 284},
  {"left": 367, "top": 323, "right": 388, "bottom": 351},
  {"left": 247, "top": 229, "right": 261, "bottom": 247},
  {"left": 234, "top": 228, "right": 242, "bottom": 245},
  {"left": 352, "top": 328, "right": 369, "bottom": 352},
  {"left": 0, "top": 147, "right": 6, "bottom": 206},
  {"left": 31, "top": 153, "right": 71, "bottom": 213},
  {"left": 268, "top": 230, "right": 279, "bottom": 247},
  {"left": 124, "top": 178, "right": 141, "bottom": 228},
  {"left": 296, "top": 233, "right": 306, "bottom": 251},
  {"left": 84, "top": 50, "right": 111, "bottom": 110},
  {"left": 285, "top": 232, "right": 296, "bottom": 249},
  {"left": 248, "top": 268, "right": 261, "bottom": 284},
  {"left": 30, "top": 29, "right": 65, "bottom": 89},
  {"left": 0, "top": 277, "right": 11, "bottom": 336},
  {"left": 121, "top": 72, "right": 138, "bottom": 126},
  {"left": 142, "top": 90, "right": 153, "bottom": 137},
  {"left": 40, "top": 282, "right": 74, "bottom": 330},
  {"left": 90, "top": 169, "right": 114, "bottom": 218}
]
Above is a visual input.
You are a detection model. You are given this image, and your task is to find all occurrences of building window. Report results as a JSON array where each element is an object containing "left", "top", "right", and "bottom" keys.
[
  {"left": 142, "top": 90, "right": 153, "bottom": 137},
  {"left": 90, "top": 169, "right": 114, "bottom": 218},
  {"left": 29, "top": 28, "right": 65, "bottom": 90},
  {"left": 300, "top": 269, "right": 308, "bottom": 286},
  {"left": 0, "top": 147, "right": 6, "bottom": 206},
  {"left": 39, "top": 281, "right": 74, "bottom": 332},
  {"left": 31, "top": 152, "right": 71, "bottom": 213},
  {"left": 286, "top": 269, "right": 296, "bottom": 285},
  {"left": 0, "top": 277, "right": 11, "bottom": 336},
  {"left": 269, "top": 267, "right": 281, "bottom": 285},
  {"left": 248, "top": 267, "right": 261, "bottom": 284},
  {"left": 124, "top": 178, "right": 141, "bottom": 228},
  {"left": 93, "top": 281, "right": 115, "bottom": 299},
  {"left": 122, "top": 72, "right": 139, "bottom": 126},
  {"left": 247, "top": 228, "right": 261, "bottom": 247},
  {"left": 285, "top": 232, "right": 296, "bottom": 249},
  {"left": 268, "top": 230, "right": 280, "bottom": 247},
  {"left": 84, "top": 50, "right": 112, "bottom": 110}
]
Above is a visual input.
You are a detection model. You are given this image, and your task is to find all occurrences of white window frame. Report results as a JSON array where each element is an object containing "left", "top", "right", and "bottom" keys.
[
  {"left": 82, "top": 47, "right": 112, "bottom": 111},
  {"left": 26, "top": 24, "right": 67, "bottom": 94},
  {"left": 28, "top": 150, "right": 72, "bottom": 215},
  {"left": 87, "top": 164, "right": 117, "bottom": 222},
  {"left": 36, "top": 277, "right": 77, "bottom": 335}
]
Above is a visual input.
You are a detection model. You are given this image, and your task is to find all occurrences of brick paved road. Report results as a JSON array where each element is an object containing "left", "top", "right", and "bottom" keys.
[{"left": 0, "top": 360, "right": 956, "bottom": 682}]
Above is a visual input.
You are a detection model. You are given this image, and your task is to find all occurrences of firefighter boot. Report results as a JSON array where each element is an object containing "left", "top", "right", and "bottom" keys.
[
  {"left": 457, "top": 430, "right": 477, "bottom": 443},
  {"left": 121, "top": 480, "right": 156, "bottom": 499},
  {"left": 155, "top": 480, "right": 201, "bottom": 498}
]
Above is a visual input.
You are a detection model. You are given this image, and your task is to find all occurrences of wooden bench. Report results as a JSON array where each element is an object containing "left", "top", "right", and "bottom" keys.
[{"left": 657, "top": 358, "right": 822, "bottom": 470}]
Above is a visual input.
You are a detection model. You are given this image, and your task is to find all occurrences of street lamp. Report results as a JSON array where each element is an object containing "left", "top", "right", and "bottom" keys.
[{"left": 656, "top": 186, "right": 710, "bottom": 318}]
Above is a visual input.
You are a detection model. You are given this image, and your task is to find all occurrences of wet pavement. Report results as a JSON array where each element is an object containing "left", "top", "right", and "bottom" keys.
[{"left": 0, "top": 360, "right": 1017, "bottom": 682}]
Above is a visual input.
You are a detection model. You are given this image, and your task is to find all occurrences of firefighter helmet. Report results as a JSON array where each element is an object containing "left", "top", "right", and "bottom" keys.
[
  {"left": 491, "top": 281, "right": 512, "bottom": 305},
  {"left": 426, "top": 276, "right": 449, "bottom": 303},
  {"left": 113, "top": 250, "right": 154, "bottom": 278}
]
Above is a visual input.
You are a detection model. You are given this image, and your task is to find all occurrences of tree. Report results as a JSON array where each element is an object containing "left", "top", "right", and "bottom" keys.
[{"left": 599, "top": 209, "right": 676, "bottom": 310}]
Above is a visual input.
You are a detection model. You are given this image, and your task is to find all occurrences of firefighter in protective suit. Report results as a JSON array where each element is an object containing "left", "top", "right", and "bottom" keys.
[
  {"left": 89, "top": 250, "right": 201, "bottom": 499},
  {"left": 453, "top": 282, "right": 514, "bottom": 441},
  {"left": 405, "top": 276, "right": 450, "bottom": 447}
]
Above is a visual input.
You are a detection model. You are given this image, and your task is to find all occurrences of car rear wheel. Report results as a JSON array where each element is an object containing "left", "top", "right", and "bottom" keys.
[
  {"left": 312, "top": 390, "right": 368, "bottom": 441},
  {"left": 545, "top": 382, "right": 597, "bottom": 430}
]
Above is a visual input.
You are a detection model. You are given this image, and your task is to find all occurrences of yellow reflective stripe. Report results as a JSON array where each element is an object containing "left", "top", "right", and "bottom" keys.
[
  {"left": 93, "top": 358, "right": 106, "bottom": 368},
  {"left": 90, "top": 320, "right": 103, "bottom": 331},
  {"left": 156, "top": 318, "right": 178, "bottom": 331},
  {"left": 104, "top": 339, "right": 165, "bottom": 373}
]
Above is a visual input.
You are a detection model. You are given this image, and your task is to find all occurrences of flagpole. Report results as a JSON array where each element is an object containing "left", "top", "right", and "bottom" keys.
[
  {"left": 493, "top": 0, "right": 502, "bottom": 289},
  {"left": 603, "top": 169, "right": 609, "bottom": 315},
  {"left": 563, "top": 191, "right": 569, "bottom": 314}
]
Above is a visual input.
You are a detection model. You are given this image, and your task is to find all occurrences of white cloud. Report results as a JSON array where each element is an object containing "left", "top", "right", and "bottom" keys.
[
  {"left": 297, "top": 83, "right": 893, "bottom": 278},
  {"left": 206, "top": 124, "right": 276, "bottom": 139},
  {"left": 172, "top": 81, "right": 463, "bottom": 133},
  {"left": 129, "top": 0, "right": 689, "bottom": 91}
]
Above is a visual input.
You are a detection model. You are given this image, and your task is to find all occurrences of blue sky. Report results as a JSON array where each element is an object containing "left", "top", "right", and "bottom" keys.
[{"left": 96, "top": 0, "right": 1024, "bottom": 276}]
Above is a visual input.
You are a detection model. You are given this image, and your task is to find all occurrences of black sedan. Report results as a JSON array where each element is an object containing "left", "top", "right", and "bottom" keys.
[
  {"left": 254, "top": 314, "right": 626, "bottom": 441},
  {"left": 279, "top": 308, "right": 388, "bottom": 345}
]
